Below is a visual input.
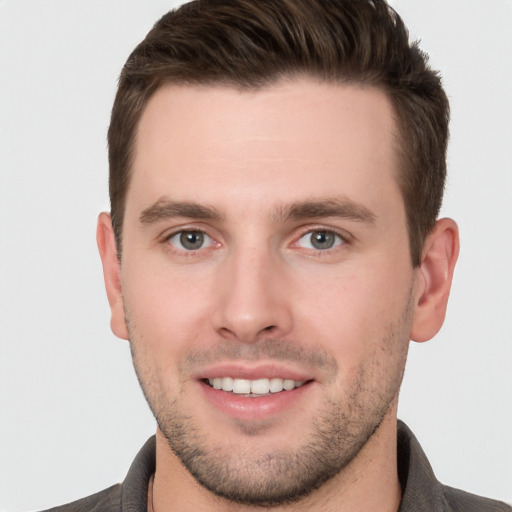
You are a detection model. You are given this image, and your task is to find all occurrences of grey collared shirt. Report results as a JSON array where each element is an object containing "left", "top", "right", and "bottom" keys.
[{"left": 44, "top": 421, "right": 511, "bottom": 512}]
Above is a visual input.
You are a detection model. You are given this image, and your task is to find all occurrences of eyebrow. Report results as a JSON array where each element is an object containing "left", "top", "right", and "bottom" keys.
[
  {"left": 138, "top": 196, "right": 376, "bottom": 226},
  {"left": 139, "top": 199, "right": 223, "bottom": 225},
  {"left": 271, "top": 198, "right": 377, "bottom": 224}
]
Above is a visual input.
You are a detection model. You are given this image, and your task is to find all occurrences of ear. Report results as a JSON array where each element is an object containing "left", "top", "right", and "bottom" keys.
[
  {"left": 410, "top": 218, "right": 459, "bottom": 343},
  {"left": 96, "top": 212, "right": 129, "bottom": 340}
]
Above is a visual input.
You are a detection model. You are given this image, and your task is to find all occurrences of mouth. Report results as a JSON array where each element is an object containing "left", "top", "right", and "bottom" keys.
[
  {"left": 204, "top": 377, "right": 308, "bottom": 397},
  {"left": 198, "top": 370, "right": 316, "bottom": 422}
]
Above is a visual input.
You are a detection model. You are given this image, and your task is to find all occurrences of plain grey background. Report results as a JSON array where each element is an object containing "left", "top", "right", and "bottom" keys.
[{"left": 0, "top": 1, "right": 511, "bottom": 510}]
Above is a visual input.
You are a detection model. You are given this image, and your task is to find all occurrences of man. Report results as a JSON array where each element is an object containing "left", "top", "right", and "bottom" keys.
[{"left": 47, "top": 0, "right": 510, "bottom": 510}]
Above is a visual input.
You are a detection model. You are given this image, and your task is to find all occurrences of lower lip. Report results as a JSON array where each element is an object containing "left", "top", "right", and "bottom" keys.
[{"left": 199, "top": 380, "right": 313, "bottom": 421}]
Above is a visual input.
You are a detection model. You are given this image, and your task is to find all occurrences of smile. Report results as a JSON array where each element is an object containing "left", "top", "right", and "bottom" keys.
[{"left": 206, "top": 377, "right": 306, "bottom": 395}]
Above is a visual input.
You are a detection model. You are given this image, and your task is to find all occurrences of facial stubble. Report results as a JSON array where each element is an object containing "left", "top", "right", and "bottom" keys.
[{"left": 127, "top": 297, "right": 412, "bottom": 507}]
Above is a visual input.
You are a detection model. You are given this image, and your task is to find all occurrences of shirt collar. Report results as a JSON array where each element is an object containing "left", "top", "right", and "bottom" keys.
[
  {"left": 119, "top": 421, "right": 448, "bottom": 511},
  {"left": 397, "top": 420, "right": 448, "bottom": 511}
]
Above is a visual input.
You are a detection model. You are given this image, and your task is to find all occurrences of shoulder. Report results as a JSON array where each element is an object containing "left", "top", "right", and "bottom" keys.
[
  {"left": 397, "top": 421, "right": 511, "bottom": 512},
  {"left": 36, "top": 437, "right": 155, "bottom": 512},
  {"left": 442, "top": 485, "right": 511, "bottom": 512},
  {"left": 40, "top": 484, "right": 122, "bottom": 512}
]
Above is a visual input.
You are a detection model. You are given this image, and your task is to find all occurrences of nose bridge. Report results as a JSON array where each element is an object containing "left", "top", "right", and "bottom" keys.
[{"left": 213, "top": 240, "right": 292, "bottom": 342}]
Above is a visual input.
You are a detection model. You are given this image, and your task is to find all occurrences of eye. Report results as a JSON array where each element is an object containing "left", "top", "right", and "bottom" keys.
[
  {"left": 167, "top": 230, "right": 214, "bottom": 251},
  {"left": 297, "top": 230, "right": 344, "bottom": 251}
]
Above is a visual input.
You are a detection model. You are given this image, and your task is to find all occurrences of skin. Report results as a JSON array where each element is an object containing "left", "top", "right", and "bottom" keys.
[{"left": 98, "top": 78, "right": 459, "bottom": 512}]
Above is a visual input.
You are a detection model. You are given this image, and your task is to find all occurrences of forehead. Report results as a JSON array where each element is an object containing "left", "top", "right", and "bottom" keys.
[{"left": 128, "top": 79, "right": 402, "bottom": 221}]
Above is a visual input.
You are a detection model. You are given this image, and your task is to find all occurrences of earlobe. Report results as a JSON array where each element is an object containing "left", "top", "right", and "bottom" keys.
[
  {"left": 410, "top": 218, "right": 460, "bottom": 343},
  {"left": 96, "top": 212, "right": 129, "bottom": 340}
]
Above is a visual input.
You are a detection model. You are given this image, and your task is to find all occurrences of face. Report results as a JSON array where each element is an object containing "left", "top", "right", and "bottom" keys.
[{"left": 113, "top": 79, "right": 420, "bottom": 505}]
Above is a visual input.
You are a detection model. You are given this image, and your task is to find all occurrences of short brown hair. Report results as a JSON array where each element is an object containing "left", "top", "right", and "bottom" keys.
[{"left": 108, "top": 0, "right": 449, "bottom": 266}]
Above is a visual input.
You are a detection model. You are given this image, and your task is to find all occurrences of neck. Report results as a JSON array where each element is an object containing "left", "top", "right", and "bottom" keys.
[{"left": 151, "top": 408, "right": 402, "bottom": 512}]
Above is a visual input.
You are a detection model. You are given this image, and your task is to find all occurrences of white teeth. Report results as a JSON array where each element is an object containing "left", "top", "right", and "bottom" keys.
[
  {"left": 283, "top": 379, "right": 295, "bottom": 391},
  {"left": 250, "top": 378, "right": 270, "bottom": 394},
  {"left": 221, "top": 377, "right": 233, "bottom": 391},
  {"left": 269, "top": 377, "right": 284, "bottom": 393},
  {"left": 232, "top": 379, "right": 251, "bottom": 394},
  {"left": 207, "top": 377, "right": 306, "bottom": 394}
]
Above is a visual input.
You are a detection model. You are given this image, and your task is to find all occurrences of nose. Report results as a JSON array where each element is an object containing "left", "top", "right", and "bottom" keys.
[{"left": 212, "top": 246, "right": 293, "bottom": 343}]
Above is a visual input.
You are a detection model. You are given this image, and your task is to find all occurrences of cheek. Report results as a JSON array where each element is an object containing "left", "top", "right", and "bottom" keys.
[
  {"left": 121, "top": 260, "right": 215, "bottom": 351},
  {"left": 123, "top": 268, "right": 216, "bottom": 397},
  {"left": 292, "top": 260, "right": 413, "bottom": 369}
]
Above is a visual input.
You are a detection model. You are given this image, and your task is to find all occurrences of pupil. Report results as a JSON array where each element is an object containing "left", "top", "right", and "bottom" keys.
[
  {"left": 180, "top": 231, "right": 204, "bottom": 250},
  {"left": 311, "top": 231, "right": 334, "bottom": 250}
]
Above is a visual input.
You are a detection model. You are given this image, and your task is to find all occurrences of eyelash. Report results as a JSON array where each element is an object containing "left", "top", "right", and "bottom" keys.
[
  {"left": 294, "top": 228, "right": 348, "bottom": 254},
  {"left": 163, "top": 229, "right": 217, "bottom": 256}
]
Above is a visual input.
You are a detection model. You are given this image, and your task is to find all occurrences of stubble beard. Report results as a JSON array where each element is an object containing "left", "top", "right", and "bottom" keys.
[
  {"left": 150, "top": 389, "right": 399, "bottom": 508},
  {"left": 127, "top": 300, "right": 412, "bottom": 507}
]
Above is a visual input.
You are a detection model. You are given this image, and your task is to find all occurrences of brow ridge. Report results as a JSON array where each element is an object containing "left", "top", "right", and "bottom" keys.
[
  {"left": 271, "top": 197, "right": 376, "bottom": 224},
  {"left": 139, "top": 199, "right": 223, "bottom": 225},
  {"left": 138, "top": 197, "right": 376, "bottom": 226}
]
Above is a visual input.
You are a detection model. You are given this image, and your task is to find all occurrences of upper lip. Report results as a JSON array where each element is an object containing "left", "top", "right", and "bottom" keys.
[{"left": 191, "top": 362, "right": 313, "bottom": 382}]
